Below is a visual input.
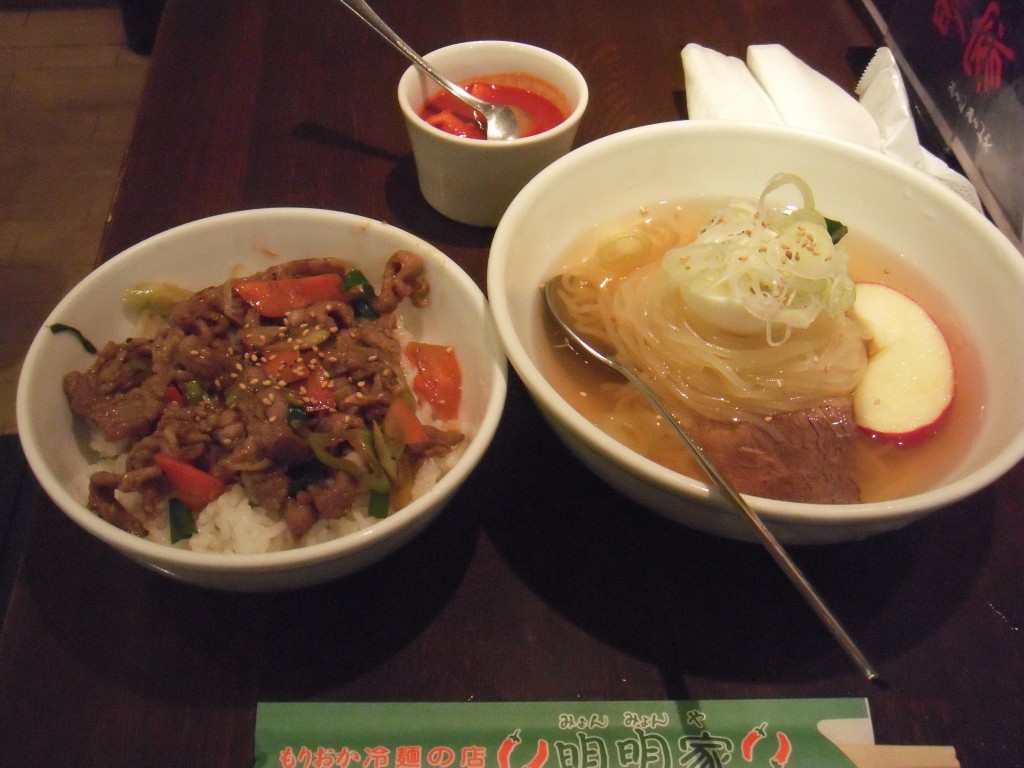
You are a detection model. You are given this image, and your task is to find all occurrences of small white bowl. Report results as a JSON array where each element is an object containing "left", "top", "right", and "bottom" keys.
[
  {"left": 488, "top": 121, "right": 1024, "bottom": 544},
  {"left": 17, "top": 208, "right": 507, "bottom": 590},
  {"left": 398, "top": 40, "right": 588, "bottom": 227}
]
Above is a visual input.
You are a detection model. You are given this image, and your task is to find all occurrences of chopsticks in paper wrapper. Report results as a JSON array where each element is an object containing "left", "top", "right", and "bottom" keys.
[
  {"left": 680, "top": 42, "right": 982, "bottom": 212},
  {"left": 818, "top": 714, "right": 960, "bottom": 767},
  {"left": 836, "top": 744, "right": 960, "bottom": 767}
]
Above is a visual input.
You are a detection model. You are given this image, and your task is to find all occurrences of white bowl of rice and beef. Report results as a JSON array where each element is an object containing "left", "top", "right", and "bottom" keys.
[
  {"left": 17, "top": 208, "right": 507, "bottom": 591},
  {"left": 487, "top": 121, "right": 1024, "bottom": 544}
]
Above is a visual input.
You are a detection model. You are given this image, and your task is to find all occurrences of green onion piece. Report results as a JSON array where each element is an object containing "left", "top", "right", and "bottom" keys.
[
  {"left": 168, "top": 498, "right": 197, "bottom": 543},
  {"left": 49, "top": 323, "right": 97, "bottom": 354},
  {"left": 123, "top": 282, "right": 192, "bottom": 316},
  {"left": 343, "top": 429, "right": 391, "bottom": 493},
  {"left": 294, "top": 327, "right": 332, "bottom": 349},
  {"left": 342, "top": 269, "right": 371, "bottom": 290},
  {"left": 354, "top": 298, "right": 376, "bottom": 320},
  {"left": 306, "top": 432, "right": 378, "bottom": 487},
  {"left": 343, "top": 269, "right": 377, "bottom": 319},
  {"left": 182, "top": 379, "right": 206, "bottom": 405},
  {"left": 308, "top": 433, "right": 363, "bottom": 474},
  {"left": 224, "top": 387, "right": 242, "bottom": 408},
  {"left": 286, "top": 403, "right": 308, "bottom": 425},
  {"left": 825, "top": 217, "right": 849, "bottom": 244},
  {"left": 238, "top": 325, "right": 286, "bottom": 349},
  {"left": 337, "top": 429, "right": 391, "bottom": 493},
  {"left": 368, "top": 489, "right": 390, "bottom": 519},
  {"left": 307, "top": 430, "right": 391, "bottom": 494},
  {"left": 371, "top": 421, "right": 401, "bottom": 483}
]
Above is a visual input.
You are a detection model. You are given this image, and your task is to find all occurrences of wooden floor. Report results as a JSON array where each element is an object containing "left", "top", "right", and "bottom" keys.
[{"left": 0, "top": 7, "right": 148, "bottom": 434}]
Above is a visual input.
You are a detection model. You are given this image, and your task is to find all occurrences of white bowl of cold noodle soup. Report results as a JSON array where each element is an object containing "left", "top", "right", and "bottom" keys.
[
  {"left": 487, "top": 121, "right": 1024, "bottom": 544},
  {"left": 17, "top": 208, "right": 507, "bottom": 590}
]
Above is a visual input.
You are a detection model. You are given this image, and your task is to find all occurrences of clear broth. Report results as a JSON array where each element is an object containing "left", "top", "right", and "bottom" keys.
[{"left": 535, "top": 199, "right": 985, "bottom": 503}]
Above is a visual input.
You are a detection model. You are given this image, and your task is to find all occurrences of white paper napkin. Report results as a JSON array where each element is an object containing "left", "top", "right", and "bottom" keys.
[
  {"left": 746, "top": 43, "right": 882, "bottom": 152},
  {"left": 856, "top": 47, "right": 981, "bottom": 209},
  {"left": 855, "top": 47, "right": 922, "bottom": 167},
  {"left": 680, "top": 42, "right": 982, "bottom": 211},
  {"left": 680, "top": 43, "right": 782, "bottom": 123}
]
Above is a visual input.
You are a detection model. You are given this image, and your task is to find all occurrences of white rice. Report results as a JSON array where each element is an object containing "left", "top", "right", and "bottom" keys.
[{"left": 76, "top": 428, "right": 465, "bottom": 554}]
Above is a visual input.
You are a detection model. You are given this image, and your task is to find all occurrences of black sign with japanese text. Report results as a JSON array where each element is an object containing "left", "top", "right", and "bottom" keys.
[{"left": 869, "top": 0, "right": 1023, "bottom": 246}]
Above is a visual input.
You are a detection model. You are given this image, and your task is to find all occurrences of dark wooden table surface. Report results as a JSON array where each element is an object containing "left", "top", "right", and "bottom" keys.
[{"left": 2, "top": 1, "right": 1022, "bottom": 766}]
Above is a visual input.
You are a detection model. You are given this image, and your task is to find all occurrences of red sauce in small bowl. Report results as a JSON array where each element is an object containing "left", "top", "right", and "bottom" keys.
[{"left": 419, "top": 75, "right": 568, "bottom": 139}]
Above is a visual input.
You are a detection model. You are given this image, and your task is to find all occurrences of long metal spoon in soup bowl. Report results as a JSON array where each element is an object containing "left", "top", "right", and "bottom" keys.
[
  {"left": 543, "top": 275, "right": 884, "bottom": 685},
  {"left": 335, "top": 0, "right": 521, "bottom": 141}
]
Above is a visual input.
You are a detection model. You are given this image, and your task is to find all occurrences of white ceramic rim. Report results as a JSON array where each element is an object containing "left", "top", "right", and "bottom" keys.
[
  {"left": 396, "top": 39, "right": 589, "bottom": 147},
  {"left": 18, "top": 207, "right": 508, "bottom": 574},
  {"left": 488, "top": 120, "right": 1024, "bottom": 529}
]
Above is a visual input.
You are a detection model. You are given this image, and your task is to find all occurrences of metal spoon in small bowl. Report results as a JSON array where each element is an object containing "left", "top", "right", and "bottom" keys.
[
  {"left": 544, "top": 275, "right": 884, "bottom": 686},
  {"left": 335, "top": 0, "right": 521, "bottom": 141}
]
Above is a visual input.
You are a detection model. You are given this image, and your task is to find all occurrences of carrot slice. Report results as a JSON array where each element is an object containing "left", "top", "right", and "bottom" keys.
[
  {"left": 233, "top": 273, "right": 345, "bottom": 317},
  {"left": 383, "top": 398, "right": 429, "bottom": 446},
  {"left": 295, "top": 368, "right": 337, "bottom": 412},
  {"left": 152, "top": 453, "right": 226, "bottom": 512},
  {"left": 261, "top": 346, "right": 307, "bottom": 384},
  {"left": 405, "top": 342, "right": 461, "bottom": 420},
  {"left": 163, "top": 384, "right": 186, "bottom": 407}
]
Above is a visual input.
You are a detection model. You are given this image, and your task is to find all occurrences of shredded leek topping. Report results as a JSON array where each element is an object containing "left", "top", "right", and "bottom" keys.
[{"left": 662, "top": 173, "right": 855, "bottom": 345}]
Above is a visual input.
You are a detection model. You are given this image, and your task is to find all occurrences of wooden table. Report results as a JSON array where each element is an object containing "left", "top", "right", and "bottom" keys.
[{"left": 2, "top": 1, "right": 1022, "bottom": 765}]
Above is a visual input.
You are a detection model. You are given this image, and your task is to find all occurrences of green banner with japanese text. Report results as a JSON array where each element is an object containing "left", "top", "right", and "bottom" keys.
[{"left": 255, "top": 699, "right": 871, "bottom": 768}]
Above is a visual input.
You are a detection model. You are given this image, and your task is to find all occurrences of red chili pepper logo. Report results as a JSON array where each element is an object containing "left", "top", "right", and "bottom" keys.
[
  {"left": 770, "top": 731, "right": 792, "bottom": 768},
  {"left": 741, "top": 722, "right": 768, "bottom": 762},
  {"left": 498, "top": 730, "right": 550, "bottom": 768},
  {"left": 497, "top": 730, "right": 522, "bottom": 768}
]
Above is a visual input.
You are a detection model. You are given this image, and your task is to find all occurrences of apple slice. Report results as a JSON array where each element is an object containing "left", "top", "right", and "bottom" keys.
[{"left": 850, "top": 282, "right": 954, "bottom": 443}]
